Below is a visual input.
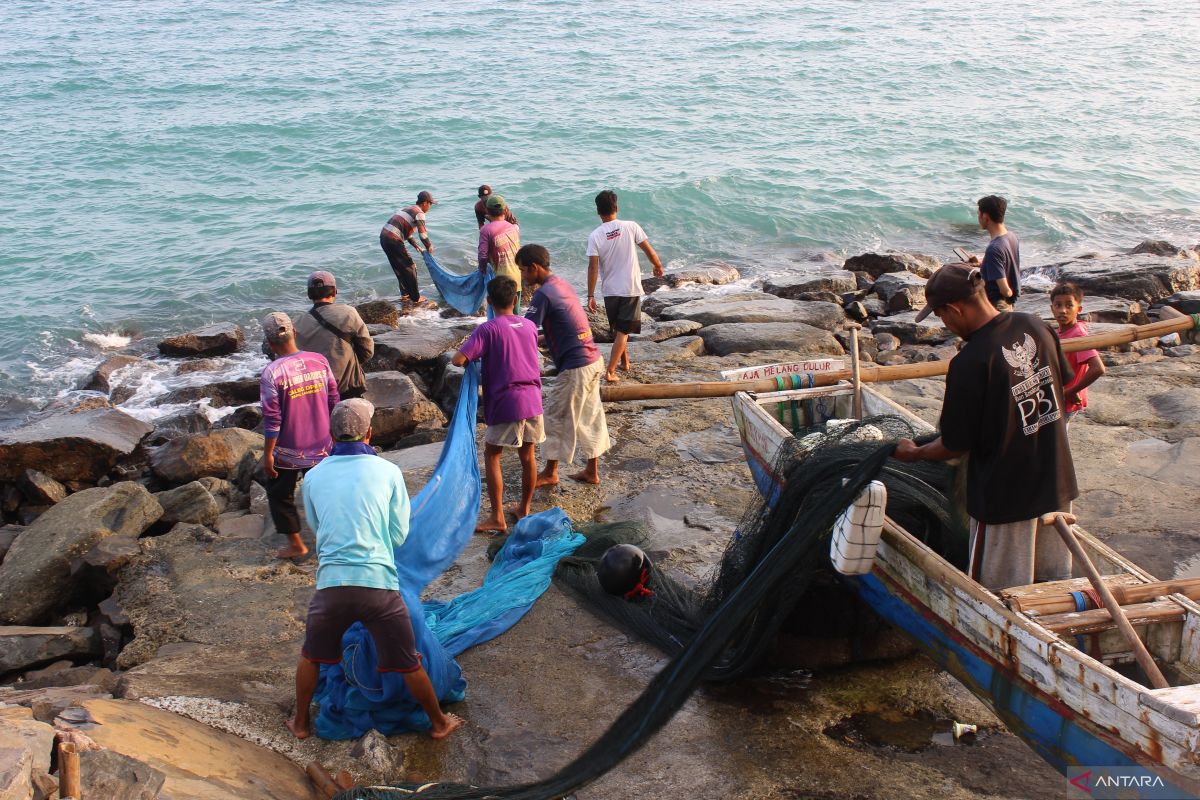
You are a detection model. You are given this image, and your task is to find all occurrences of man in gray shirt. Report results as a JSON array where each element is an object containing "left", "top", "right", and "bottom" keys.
[{"left": 294, "top": 271, "right": 374, "bottom": 399}]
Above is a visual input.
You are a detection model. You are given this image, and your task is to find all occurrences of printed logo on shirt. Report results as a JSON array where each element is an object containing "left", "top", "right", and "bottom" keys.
[
  {"left": 1003, "top": 333, "right": 1061, "bottom": 435},
  {"left": 605, "top": 229, "right": 622, "bottom": 241}
]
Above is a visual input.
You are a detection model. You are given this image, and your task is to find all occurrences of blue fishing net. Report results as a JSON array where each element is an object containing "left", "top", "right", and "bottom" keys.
[
  {"left": 423, "top": 251, "right": 492, "bottom": 316},
  {"left": 313, "top": 363, "right": 582, "bottom": 738}
]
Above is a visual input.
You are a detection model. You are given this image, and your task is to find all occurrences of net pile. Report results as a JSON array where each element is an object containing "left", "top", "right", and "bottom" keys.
[{"left": 335, "top": 415, "right": 967, "bottom": 798}]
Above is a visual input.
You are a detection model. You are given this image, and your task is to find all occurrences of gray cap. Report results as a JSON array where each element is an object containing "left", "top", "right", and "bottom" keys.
[
  {"left": 307, "top": 270, "right": 336, "bottom": 290},
  {"left": 330, "top": 398, "right": 375, "bottom": 441},
  {"left": 261, "top": 311, "right": 294, "bottom": 341}
]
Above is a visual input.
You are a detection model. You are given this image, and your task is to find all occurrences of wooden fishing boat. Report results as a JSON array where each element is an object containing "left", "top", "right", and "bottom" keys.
[{"left": 732, "top": 379, "right": 1200, "bottom": 794}]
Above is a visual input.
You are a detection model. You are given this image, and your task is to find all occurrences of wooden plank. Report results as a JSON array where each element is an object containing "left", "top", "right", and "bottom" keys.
[{"left": 1041, "top": 600, "right": 1184, "bottom": 636}]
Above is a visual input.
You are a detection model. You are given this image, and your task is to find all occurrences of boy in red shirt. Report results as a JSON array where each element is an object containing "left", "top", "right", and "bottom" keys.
[{"left": 1051, "top": 282, "right": 1106, "bottom": 426}]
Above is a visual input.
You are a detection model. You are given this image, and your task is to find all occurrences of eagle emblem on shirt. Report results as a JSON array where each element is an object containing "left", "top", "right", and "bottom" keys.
[{"left": 1002, "top": 333, "right": 1040, "bottom": 379}]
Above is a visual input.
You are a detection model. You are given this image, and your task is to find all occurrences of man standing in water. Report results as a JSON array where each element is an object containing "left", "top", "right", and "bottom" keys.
[
  {"left": 474, "top": 184, "right": 518, "bottom": 229},
  {"left": 379, "top": 191, "right": 437, "bottom": 309},
  {"left": 260, "top": 312, "right": 339, "bottom": 560},
  {"left": 586, "top": 190, "right": 665, "bottom": 383},
  {"left": 967, "top": 194, "right": 1020, "bottom": 311},
  {"left": 518, "top": 244, "right": 610, "bottom": 486},
  {"left": 478, "top": 194, "right": 523, "bottom": 309},
  {"left": 893, "top": 264, "right": 1077, "bottom": 590},
  {"left": 287, "top": 398, "right": 463, "bottom": 741}
]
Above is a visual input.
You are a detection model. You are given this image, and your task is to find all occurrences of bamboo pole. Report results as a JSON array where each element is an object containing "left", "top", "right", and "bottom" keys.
[
  {"left": 1010, "top": 576, "right": 1200, "bottom": 615},
  {"left": 59, "top": 741, "right": 81, "bottom": 800},
  {"left": 306, "top": 762, "right": 341, "bottom": 799},
  {"left": 850, "top": 325, "right": 863, "bottom": 420},
  {"left": 1043, "top": 512, "right": 1170, "bottom": 689},
  {"left": 600, "top": 313, "right": 1198, "bottom": 402}
]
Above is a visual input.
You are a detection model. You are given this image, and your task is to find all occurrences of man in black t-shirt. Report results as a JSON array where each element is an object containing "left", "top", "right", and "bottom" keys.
[{"left": 894, "top": 264, "right": 1078, "bottom": 590}]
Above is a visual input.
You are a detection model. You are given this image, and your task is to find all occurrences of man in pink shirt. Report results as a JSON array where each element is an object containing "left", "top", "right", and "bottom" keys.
[
  {"left": 260, "top": 312, "right": 340, "bottom": 559},
  {"left": 478, "top": 194, "right": 522, "bottom": 311}
]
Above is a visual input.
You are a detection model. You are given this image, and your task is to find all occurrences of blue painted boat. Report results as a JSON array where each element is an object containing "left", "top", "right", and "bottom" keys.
[{"left": 732, "top": 382, "right": 1200, "bottom": 795}]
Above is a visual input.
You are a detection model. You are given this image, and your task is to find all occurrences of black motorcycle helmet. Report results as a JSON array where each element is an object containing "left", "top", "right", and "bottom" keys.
[{"left": 597, "top": 544, "right": 651, "bottom": 597}]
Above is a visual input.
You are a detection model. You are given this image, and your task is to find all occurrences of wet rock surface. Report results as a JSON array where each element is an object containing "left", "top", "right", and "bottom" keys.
[
  {"left": 0, "top": 408, "right": 152, "bottom": 482},
  {"left": 363, "top": 372, "right": 448, "bottom": 447},
  {"left": 149, "top": 428, "right": 264, "bottom": 485},
  {"left": 698, "top": 321, "right": 844, "bottom": 357},
  {"left": 157, "top": 322, "right": 245, "bottom": 357}
]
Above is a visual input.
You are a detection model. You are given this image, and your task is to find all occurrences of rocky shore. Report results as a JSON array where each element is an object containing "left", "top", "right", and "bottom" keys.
[{"left": 2, "top": 241, "right": 1200, "bottom": 798}]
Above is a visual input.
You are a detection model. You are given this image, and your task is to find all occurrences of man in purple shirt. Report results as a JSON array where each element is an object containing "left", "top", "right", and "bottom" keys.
[
  {"left": 518, "top": 244, "right": 611, "bottom": 487},
  {"left": 260, "top": 312, "right": 340, "bottom": 559},
  {"left": 451, "top": 277, "right": 544, "bottom": 533}
]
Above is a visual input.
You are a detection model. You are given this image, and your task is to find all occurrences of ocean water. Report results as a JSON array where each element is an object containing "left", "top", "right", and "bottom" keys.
[{"left": 2, "top": 0, "right": 1198, "bottom": 421}]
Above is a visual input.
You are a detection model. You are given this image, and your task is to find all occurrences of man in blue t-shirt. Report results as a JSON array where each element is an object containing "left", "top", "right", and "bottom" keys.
[
  {"left": 286, "top": 398, "right": 463, "bottom": 741},
  {"left": 966, "top": 194, "right": 1020, "bottom": 310},
  {"left": 518, "top": 244, "right": 611, "bottom": 487}
]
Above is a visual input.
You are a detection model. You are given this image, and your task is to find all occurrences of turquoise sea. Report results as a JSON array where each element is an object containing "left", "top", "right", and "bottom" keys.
[{"left": 2, "top": 0, "right": 1198, "bottom": 421}]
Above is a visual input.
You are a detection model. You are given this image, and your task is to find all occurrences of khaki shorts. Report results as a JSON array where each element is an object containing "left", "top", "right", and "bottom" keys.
[
  {"left": 543, "top": 359, "right": 611, "bottom": 463},
  {"left": 485, "top": 415, "right": 546, "bottom": 448},
  {"left": 969, "top": 515, "right": 1072, "bottom": 590}
]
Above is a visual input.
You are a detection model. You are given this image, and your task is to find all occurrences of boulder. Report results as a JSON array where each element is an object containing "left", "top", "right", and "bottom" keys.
[
  {"left": 844, "top": 251, "right": 941, "bottom": 279},
  {"left": 0, "top": 684, "right": 113, "bottom": 723},
  {"left": 154, "top": 482, "right": 220, "bottom": 528},
  {"left": 1163, "top": 290, "right": 1200, "bottom": 315},
  {"left": 1054, "top": 254, "right": 1200, "bottom": 302},
  {"left": 150, "top": 428, "right": 264, "bottom": 485},
  {"left": 156, "top": 323, "right": 244, "bottom": 357},
  {"left": 0, "top": 408, "right": 151, "bottom": 483},
  {"left": 0, "top": 707, "right": 55, "bottom": 797},
  {"left": 873, "top": 271, "right": 928, "bottom": 313},
  {"left": 1012, "top": 292, "right": 1148, "bottom": 325},
  {"left": 78, "top": 354, "right": 144, "bottom": 394},
  {"left": 160, "top": 377, "right": 259, "bottom": 408},
  {"left": 0, "top": 483, "right": 162, "bottom": 624},
  {"left": 16, "top": 471, "right": 66, "bottom": 507},
  {"left": 355, "top": 299, "right": 400, "bottom": 328},
  {"left": 79, "top": 747, "right": 166, "bottom": 800},
  {"left": 148, "top": 407, "right": 213, "bottom": 445},
  {"left": 632, "top": 319, "right": 704, "bottom": 343},
  {"left": 641, "top": 290, "right": 709, "bottom": 318},
  {"left": 660, "top": 293, "right": 838, "bottom": 328},
  {"left": 367, "top": 327, "right": 464, "bottom": 371},
  {"left": 697, "top": 323, "right": 844, "bottom": 357},
  {"left": 196, "top": 477, "right": 243, "bottom": 514},
  {"left": 175, "top": 358, "right": 220, "bottom": 375},
  {"left": 1132, "top": 239, "right": 1187, "bottom": 258},
  {"left": 586, "top": 307, "right": 613, "bottom": 344},
  {"left": 0, "top": 626, "right": 101, "bottom": 675},
  {"left": 763, "top": 269, "right": 858, "bottom": 298},
  {"left": 0, "top": 526, "right": 20, "bottom": 564},
  {"left": 641, "top": 262, "right": 740, "bottom": 293},
  {"left": 363, "top": 372, "right": 448, "bottom": 448},
  {"left": 214, "top": 404, "right": 263, "bottom": 432},
  {"left": 870, "top": 311, "right": 959, "bottom": 346},
  {"left": 0, "top": 745, "right": 33, "bottom": 800}
]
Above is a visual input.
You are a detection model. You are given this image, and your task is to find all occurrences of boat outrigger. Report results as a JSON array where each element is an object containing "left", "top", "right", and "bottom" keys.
[{"left": 732, "top": 377, "right": 1200, "bottom": 795}]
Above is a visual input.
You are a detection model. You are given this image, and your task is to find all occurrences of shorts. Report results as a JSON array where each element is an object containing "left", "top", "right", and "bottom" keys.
[
  {"left": 543, "top": 360, "right": 611, "bottom": 463},
  {"left": 968, "top": 516, "right": 1072, "bottom": 591},
  {"left": 604, "top": 295, "right": 642, "bottom": 335},
  {"left": 301, "top": 586, "right": 422, "bottom": 672},
  {"left": 484, "top": 415, "right": 546, "bottom": 448}
]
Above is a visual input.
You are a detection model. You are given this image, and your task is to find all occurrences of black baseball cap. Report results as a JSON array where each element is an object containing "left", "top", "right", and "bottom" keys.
[
  {"left": 914, "top": 264, "right": 985, "bottom": 322},
  {"left": 417, "top": 190, "right": 437, "bottom": 205}
]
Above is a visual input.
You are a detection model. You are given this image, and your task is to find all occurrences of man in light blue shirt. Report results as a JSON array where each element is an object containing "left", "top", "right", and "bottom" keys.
[{"left": 286, "top": 398, "right": 463, "bottom": 741}]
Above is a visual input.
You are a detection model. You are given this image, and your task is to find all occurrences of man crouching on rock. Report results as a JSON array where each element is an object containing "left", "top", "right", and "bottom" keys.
[{"left": 286, "top": 398, "right": 464, "bottom": 740}]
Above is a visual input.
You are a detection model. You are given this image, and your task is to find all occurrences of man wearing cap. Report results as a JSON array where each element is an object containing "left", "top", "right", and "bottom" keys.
[
  {"left": 294, "top": 271, "right": 374, "bottom": 399},
  {"left": 260, "top": 312, "right": 340, "bottom": 559},
  {"left": 287, "top": 398, "right": 464, "bottom": 741},
  {"left": 380, "top": 191, "right": 437, "bottom": 309},
  {"left": 478, "top": 194, "right": 522, "bottom": 309},
  {"left": 474, "top": 185, "right": 518, "bottom": 229},
  {"left": 893, "top": 264, "right": 1078, "bottom": 590},
  {"left": 586, "top": 189, "right": 665, "bottom": 383}
]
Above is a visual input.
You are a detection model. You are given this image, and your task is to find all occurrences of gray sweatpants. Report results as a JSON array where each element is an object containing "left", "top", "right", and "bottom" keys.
[{"left": 969, "top": 516, "right": 1073, "bottom": 590}]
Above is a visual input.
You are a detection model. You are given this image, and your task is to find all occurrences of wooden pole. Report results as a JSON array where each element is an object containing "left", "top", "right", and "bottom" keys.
[
  {"left": 600, "top": 313, "right": 1198, "bottom": 402},
  {"left": 59, "top": 741, "right": 81, "bottom": 800},
  {"left": 1009, "top": 576, "right": 1200, "bottom": 615},
  {"left": 850, "top": 325, "right": 863, "bottom": 420},
  {"left": 1042, "top": 512, "right": 1170, "bottom": 689},
  {"left": 306, "top": 762, "right": 341, "bottom": 799}
]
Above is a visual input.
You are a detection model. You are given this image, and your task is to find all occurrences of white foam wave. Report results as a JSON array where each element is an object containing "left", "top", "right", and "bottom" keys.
[{"left": 82, "top": 331, "right": 133, "bottom": 349}]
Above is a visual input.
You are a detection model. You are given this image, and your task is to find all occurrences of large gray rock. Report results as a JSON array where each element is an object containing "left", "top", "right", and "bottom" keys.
[
  {"left": 367, "top": 327, "right": 464, "bottom": 371},
  {"left": 1163, "top": 290, "right": 1200, "bottom": 315},
  {"left": 1012, "top": 292, "right": 1148, "bottom": 325},
  {"left": 0, "top": 707, "right": 55, "bottom": 799},
  {"left": 697, "top": 322, "right": 843, "bottom": 357},
  {"left": 0, "top": 483, "right": 162, "bottom": 625},
  {"left": 160, "top": 377, "right": 259, "bottom": 408},
  {"left": 1054, "top": 254, "right": 1200, "bottom": 302},
  {"left": 156, "top": 323, "right": 244, "bottom": 357},
  {"left": 150, "top": 428, "right": 264, "bottom": 485},
  {"left": 1132, "top": 239, "right": 1190, "bottom": 258},
  {"left": 873, "top": 271, "right": 928, "bottom": 313},
  {"left": 844, "top": 251, "right": 941, "bottom": 279},
  {"left": 641, "top": 290, "right": 710, "bottom": 318},
  {"left": 78, "top": 354, "right": 145, "bottom": 394},
  {"left": 363, "top": 372, "right": 447, "bottom": 448},
  {"left": 16, "top": 471, "right": 66, "bottom": 507},
  {"left": 763, "top": 269, "right": 858, "bottom": 298},
  {"left": 355, "top": 299, "right": 400, "bottom": 328},
  {"left": 148, "top": 407, "right": 213, "bottom": 446},
  {"left": 586, "top": 307, "right": 613, "bottom": 344},
  {"left": 870, "top": 311, "right": 960, "bottom": 345},
  {"left": 154, "top": 482, "right": 220, "bottom": 528},
  {"left": 0, "top": 627, "right": 101, "bottom": 675},
  {"left": 641, "top": 262, "right": 740, "bottom": 293},
  {"left": 660, "top": 293, "right": 843, "bottom": 329},
  {"left": 79, "top": 747, "right": 166, "bottom": 800},
  {"left": 0, "top": 409, "right": 151, "bottom": 483},
  {"left": 632, "top": 319, "right": 704, "bottom": 343},
  {"left": 0, "top": 744, "right": 33, "bottom": 800}
]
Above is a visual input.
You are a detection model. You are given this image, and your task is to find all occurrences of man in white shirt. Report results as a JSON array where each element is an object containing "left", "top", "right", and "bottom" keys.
[{"left": 585, "top": 190, "right": 665, "bottom": 383}]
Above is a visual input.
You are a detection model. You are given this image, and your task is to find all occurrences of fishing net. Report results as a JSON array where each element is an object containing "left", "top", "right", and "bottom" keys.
[
  {"left": 424, "top": 252, "right": 493, "bottom": 317},
  {"left": 335, "top": 415, "right": 967, "bottom": 798}
]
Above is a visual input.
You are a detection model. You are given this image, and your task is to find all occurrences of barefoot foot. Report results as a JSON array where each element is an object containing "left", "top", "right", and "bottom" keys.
[
  {"left": 286, "top": 716, "right": 312, "bottom": 740},
  {"left": 605, "top": 372, "right": 620, "bottom": 383},
  {"left": 534, "top": 473, "right": 559, "bottom": 489},
  {"left": 504, "top": 502, "right": 531, "bottom": 520},
  {"left": 475, "top": 518, "right": 508, "bottom": 535},
  {"left": 275, "top": 544, "right": 308, "bottom": 559},
  {"left": 429, "top": 713, "right": 465, "bottom": 740},
  {"left": 568, "top": 470, "right": 601, "bottom": 485}
]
